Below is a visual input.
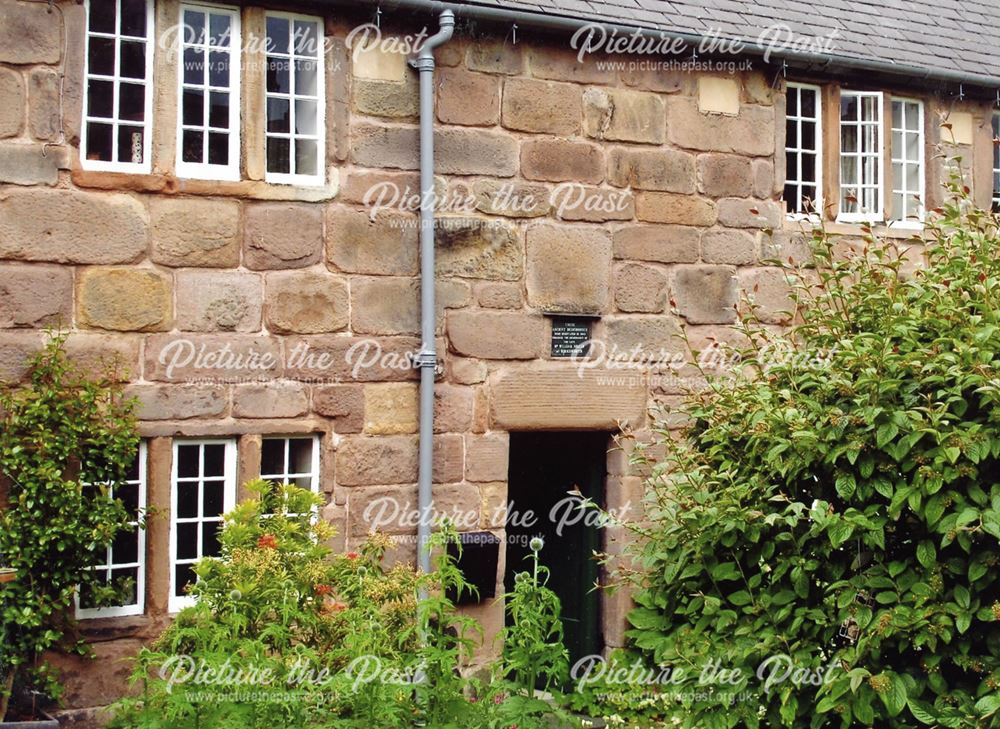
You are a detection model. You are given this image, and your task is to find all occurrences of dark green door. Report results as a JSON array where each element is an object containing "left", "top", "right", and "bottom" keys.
[{"left": 505, "top": 431, "right": 607, "bottom": 672}]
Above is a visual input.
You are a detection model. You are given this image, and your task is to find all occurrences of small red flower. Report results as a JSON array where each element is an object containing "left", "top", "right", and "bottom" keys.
[
  {"left": 314, "top": 583, "right": 332, "bottom": 596},
  {"left": 257, "top": 533, "right": 278, "bottom": 550},
  {"left": 329, "top": 601, "right": 348, "bottom": 612},
  {"left": 346, "top": 551, "right": 359, "bottom": 560}
]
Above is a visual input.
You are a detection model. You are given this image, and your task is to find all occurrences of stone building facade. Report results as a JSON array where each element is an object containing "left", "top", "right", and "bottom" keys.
[{"left": 0, "top": 0, "right": 998, "bottom": 720}]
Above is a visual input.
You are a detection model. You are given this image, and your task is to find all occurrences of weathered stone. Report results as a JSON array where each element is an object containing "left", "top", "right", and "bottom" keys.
[
  {"left": 448, "top": 311, "right": 545, "bottom": 359},
  {"left": 0, "top": 263, "right": 72, "bottom": 327},
  {"left": 0, "top": 1, "right": 61, "bottom": 64},
  {"left": 760, "top": 230, "right": 813, "bottom": 266},
  {"left": 501, "top": 78, "right": 581, "bottom": 135},
  {"left": 0, "top": 68, "right": 24, "bottom": 137},
  {"left": 433, "top": 384, "right": 474, "bottom": 433},
  {"left": 583, "top": 87, "right": 666, "bottom": 144},
  {"left": 336, "top": 435, "right": 418, "bottom": 486},
  {"left": 265, "top": 271, "right": 349, "bottom": 334},
  {"left": 743, "top": 72, "right": 774, "bottom": 105},
  {"left": 144, "top": 334, "right": 283, "bottom": 382},
  {"left": 522, "top": 139, "right": 604, "bottom": 183},
  {"left": 0, "top": 331, "right": 41, "bottom": 382},
  {"left": 437, "top": 128, "right": 519, "bottom": 176},
  {"left": 28, "top": 67, "right": 60, "bottom": 140},
  {"left": 0, "top": 143, "right": 61, "bottom": 185},
  {"left": 0, "top": 191, "right": 145, "bottom": 264},
  {"left": 150, "top": 197, "right": 240, "bottom": 267},
  {"left": 620, "top": 65, "right": 688, "bottom": 94},
  {"left": 437, "top": 68, "right": 500, "bottom": 126},
  {"left": 475, "top": 282, "right": 521, "bottom": 309},
  {"left": 435, "top": 217, "right": 523, "bottom": 281},
  {"left": 697, "top": 154, "right": 754, "bottom": 197},
  {"left": 614, "top": 263, "right": 668, "bottom": 313},
  {"left": 752, "top": 158, "right": 776, "bottom": 198},
  {"left": 450, "top": 358, "right": 487, "bottom": 385},
  {"left": 603, "top": 315, "right": 685, "bottom": 355},
  {"left": 672, "top": 265, "right": 738, "bottom": 324},
  {"left": 701, "top": 229, "right": 757, "bottom": 264},
  {"left": 233, "top": 382, "right": 309, "bottom": 418},
  {"left": 351, "top": 43, "right": 407, "bottom": 81},
  {"left": 551, "top": 184, "right": 634, "bottom": 222},
  {"left": 78, "top": 268, "right": 172, "bottom": 332},
  {"left": 244, "top": 203, "right": 324, "bottom": 269},
  {"left": 698, "top": 76, "right": 740, "bottom": 115},
  {"left": 128, "top": 383, "right": 228, "bottom": 420},
  {"left": 526, "top": 224, "right": 612, "bottom": 313},
  {"left": 465, "top": 433, "right": 508, "bottom": 482},
  {"left": 433, "top": 434, "right": 465, "bottom": 483},
  {"left": 467, "top": 39, "right": 524, "bottom": 75},
  {"left": 491, "top": 367, "right": 647, "bottom": 429},
  {"left": 63, "top": 332, "right": 141, "bottom": 380},
  {"left": 717, "top": 198, "right": 783, "bottom": 228},
  {"left": 313, "top": 384, "right": 364, "bottom": 432},
  {"left": 667, "top": 96, "right": 775, "bottom": 156},
  {"left": 613, "top": 225, "right": 700, "bottom": 263},
  {"left": 352, "top": 76, "right": 419, "bottom": 118},
  {"left": 738, "top": 267, "right": 795, "bottom": 324},
  {"left": 327, "top": 207, "right": 419, "bottom": 275},
  {"left": 607, "top": 147, "right": 696, "bottom": 192},
  {"left": 283, "top": 336, "right": 419, "bottom": 383},
  {"left": 351, "top": 276, "right": 419, "bottom": 335},
  {"left": 635, "top": 193, "right": 717, "bottom": 226},
  {"left": 351, "top": 123, "right": 419, "bottom": 169},
  {"left": 176, "top": 271, "right": 262, "bottom": 332},
  {"left": 472, "top": 179, "right": 551, "bottom": 218},
  {"left": 364, "top": 382, "right": 418, "bottom": 435},
  {"left": 527, "top": 46, "right": 616, "bottom": 85},
  {"left": 340, "top": 170, "right": 421, "bottom": 205}
]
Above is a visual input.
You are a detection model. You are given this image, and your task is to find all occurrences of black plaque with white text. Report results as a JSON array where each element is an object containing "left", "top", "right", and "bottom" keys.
[{"left": 550, "top": 317, "right": 592, "bottom": 358}]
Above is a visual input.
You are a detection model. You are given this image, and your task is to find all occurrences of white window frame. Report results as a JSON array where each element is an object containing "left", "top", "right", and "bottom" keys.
[
  {"left": 169, "top": 439, "right": 237, "bottom": 613},
  {"left": 838, "top": 90, "right": 885, "bottom": 223},
  {"left": 76, "top": 441, "right": 148, "bottom": 619},
  {"left": 784, "top": 82, "right": 823, "bottom": 220},
  {"left": 175, "top": 2, "right": 242, "bottom": 181},
  {"left": 260, "top": 435, "right": 321, "bottom": 519},
  {"left": 263, "top": 11, "right": 326, "bottom": 187},
  {"left": 80, "top": 0, "right": 155, "bottom": 173},
  {"left": 992, "top": 112, "right": 1000, "bottom": 212},
  {"left": 888, "top": 97, "right": 925, "bottom": 228}
]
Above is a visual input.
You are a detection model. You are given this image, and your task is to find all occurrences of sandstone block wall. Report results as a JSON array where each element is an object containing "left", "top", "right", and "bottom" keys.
[{"left": 0, "top": 0, "right": 997, "bottom": 718}]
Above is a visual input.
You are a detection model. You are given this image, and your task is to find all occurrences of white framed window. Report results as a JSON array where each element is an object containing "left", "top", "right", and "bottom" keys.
[
  {"left": 992, "top": 112, "right": 1000, "bottom": 212},
  {"left": 838, "top": 91, "right": 884, "bottom": 222},
  {"left": 889, "top": 98, "right": 924, "bottom": 226},
  {"left": 76, "top": 442, "right": 147, "bottom": 619},
  {"left": 81, "top": 0, "right": 154, "bottom": 172},
  {"left": 784, "top": 82, "right": 823, "bottom": 217},
  {"left": 260, "top": 435, "right": 320, "bottom": 517},
  {"left": 176, "top": 3, "right": 242, "bottom": 180},
  {"left": 169, "top": 439, "right": 237, "bottom": 613},
  {"left": 264, "top": 12, "right": 325, "bottom": 186}
]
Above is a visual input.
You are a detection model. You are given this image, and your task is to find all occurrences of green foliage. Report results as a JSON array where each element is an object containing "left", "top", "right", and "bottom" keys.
[
  {"left": 622, "top": 179, "right": 1000, "bottom": 728},
  {"left": 0, "top": 334, "right": 138, "bottom": 716}
]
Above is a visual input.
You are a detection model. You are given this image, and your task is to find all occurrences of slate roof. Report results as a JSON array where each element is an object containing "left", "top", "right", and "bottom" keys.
[{"left": 403, "top": 0, "right": 1000, "bottom": 87}]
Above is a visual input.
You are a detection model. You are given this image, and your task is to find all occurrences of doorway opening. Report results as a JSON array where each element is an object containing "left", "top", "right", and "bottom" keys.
[{"left": 505, "top": 431, "right": 608, "bottom": 670}]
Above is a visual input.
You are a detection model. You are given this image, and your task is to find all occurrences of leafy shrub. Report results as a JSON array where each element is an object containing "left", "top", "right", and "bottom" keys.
[
  {"left": 0, "top": 334, "right": 138, "bottom": 719},
  {"left": 622, "top": 182, "right": 999, "bottom": 727}
]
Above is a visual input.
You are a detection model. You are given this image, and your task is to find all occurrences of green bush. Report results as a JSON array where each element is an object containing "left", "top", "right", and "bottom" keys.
[
  {"left": 0, "top": 334, "right": 138, "bottom": 719},
  {"left": 623, "top": 182, "right": 999, "bottom": 728}
]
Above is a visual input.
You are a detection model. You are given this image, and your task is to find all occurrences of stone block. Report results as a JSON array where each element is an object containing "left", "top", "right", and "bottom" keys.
[
  {"left": 313, "top": 384, "right": 364, "bottom": 432},
  {"left": 0, "top": 68, "right": 24, "bottom": 137},
  {"left": 635, "top": 192, "right": 717, "bottom": 226},
  {"left": 352, "top": 76, "right": 419, "bottom": 118},
  {"left": 363, "top": 382, "right": 418, "bottom": 435},
  {"left": 672, "top": 265, "right": 738, "bottom": 324},
  {"left": 77, "top": 268, "right": 171, "bottom": 332},
  {"left": 435, "top": 217, "right": 523, "bottom": 280},
  {"left": 128, "top": 383, "right": 228, "bottom": 420},
  {"left": 614, "top": 263, "right": 668, "bottom": 313},
  {"left": 433, "top": 384, "right": 474, "bottom": 433},
  {"left": 698, "top": 76, "right": 740, "bottom": 115},
  {"left": 475, "top": 282, "right": 522, "bottom": 309},
  {"left": 351, "top": 123, "right": 419, "bottom": 169},
  {"left": 608, "top": 147, "right": 696, "bottom": 192},
  {"left": 467, "top": 39, "right": 524, "bottom": 74},
  {"left": 283, "top": 335, "right": 420, "bottom": 383},
  {"left": 176, "top": 271, "right": 262, "bottom": 332},
  {"left": 0, "top": 263, "right": 72, "bottom": 328},
  {"left": 150, "top": 197, "right": 240, "bottom": 267},
  {"left": 448, "top": 311, "right": 544, "bottom": 359},
  {"left": 0, "top": 1, "right": 61, "bottom": 64},
  {"left": 701, "top": 229, "right": 757, "bottom": 264},
  {"left": 28, "top": 67, "right": 60, "bottom": 140},
  {"left": 351, "top": 276, "right": 419, "bottom": 336},
  {"left": 336, "top": 435, "right": 418, "bottom": 486},
  {"left": 233, "top": 382, "right": 309, "bottom": 418},
  {"left": 244, "top": 203, "right": 324, "bottom": 269},
  {"left": 264, "top": 271, "right": 349, "bottom": 334},
  {"left": 501, "top": 78, "right": 581, "bottom": 134},
  {"left": 0, "top": 331, "right": 42, "bottom": 383},
  {"left": 526, "top": 224, "right": 612, "bottom": 313},
  {"left": 738, "top": 267, "right": 795, "bottom": 324},
  {"left": 582, "top": 87, "right": 666, "bottom": 143},
  {"left": 450, "top": 358, "right": 487, "bottom": 385},
  {"left": 465, "top": 432, "right": 508, "bottom": 482},
  {"left": 550, "top": 184, "right": 634, "bottom": 222},
  {"left": 327, "top": 207, "right": 419, "bottom": 275},
  {"left": 752, "top": 158, "right": 775, "bottom": 198},
  {"left": 717, "top": 198, "right": 783, "bottom": 228},
  {"left": 697, "top": 154, "right": 754, "bottom": 197},
  {"left": 472, "top": 180, "right": 551, "bottom": 218},
  {"left": 437, "top": 128, "right": 519, "bottom": 176},
  {"left": 667, "top": 96, "right": 774, "bottom": 156},
  {"left": 613, "top": 225, "right": 699, "bottom": 263},
  {"left": 521, "top": 139, "right": 604, "bottom": 183},
  {"left": 0, "top": 190, "right": 147, "bottom": 264},
  {"left": 352, "top": 44, "right": 407, "bottom": 81},
  {"left": 526, "top": 45, "right": 616, "bottom": 84},
  {"left": 144, "top": 334, "right": 283, "bottom": 382},
  {"left": 603, "top": 315, "right": 685, "bottom": 356},
  {"left": 0, "top": 143, "right": 61, "bottom": 185},
  {"left": 437, "top": 68, "right": 500, "bottom": 126}
]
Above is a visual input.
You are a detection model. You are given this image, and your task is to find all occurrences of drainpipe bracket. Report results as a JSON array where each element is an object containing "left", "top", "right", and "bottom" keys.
[
  {"left": 414, "top": 350, "right": 438, "bottom": 370},
  {"left": 409, "top": 56, "right": 436, "bottom": 71}
]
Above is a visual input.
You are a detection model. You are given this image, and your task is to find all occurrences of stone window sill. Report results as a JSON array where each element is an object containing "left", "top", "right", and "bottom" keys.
[{"left": 783, "top": 216, "right": 927, "bottom": 240}]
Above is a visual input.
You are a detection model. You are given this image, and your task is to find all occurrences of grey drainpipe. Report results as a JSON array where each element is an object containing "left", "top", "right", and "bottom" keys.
[
  {"left": 347, "top": 0, "right": 1000, "bottom": 91},
  {"left": 411, "top": 9, "right": 454, "bottom": 578}
]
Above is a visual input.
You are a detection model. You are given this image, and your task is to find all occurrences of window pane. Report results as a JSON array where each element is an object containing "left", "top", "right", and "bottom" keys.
[
  {"left": 294, "top": 20, "right": 320, "bottom": 57},
  {"left": 295, "top": 99, "right": 318, "bottom": 135},
  {"left": 175, "top": 564, "right": 196, "bottom": 596},
  {"left": 119, "top": 82, "right": 145, "bottom": 121},
  {"left": 785, "top": 118, "right": 798, "bottom": 148},
  {"left": 288, "top": 438, "right": 314, "bottom": 474},
  {"left": 801, "top": 152, "right": 816, "bottom": 182},
  {"left": 117, "top": 126, "right": 144, "bottom": 164},
  {"left": 800, "top": 120, "right": 815, "bottom": 150},
  {"left": 891, "top": 101, "right": 902, "bottom": 128},
  {"left": 209, "top": 91, "right": 228, "bottom": 127},
  {"left": 786, "top": 87, "right": 798, "bottom": 116},
  {"left": 119, "top": 483, "right": 140, "bottom": 518},
  {"left": 261, "top": 438, "right": 285, "bottom": 475},
  {"left": 905, "top": 105, "right": 920, "bottom": 131},
  {"left": 88, "top": 36, "right": 116, "bottom": 76},
  {"left": 861, "top": 95, "right": 878, "bottom": 120},
  {"left": 120, "top": 40, "right": 146, "bottom": 78},
  {"left": 183, "top": 9, "right": 205, "bottom": 42},
  {"left": 203, "top": 480, "right": 225, "bottom": 516},
  {"left": 208, "top": 50, "right": 229, "bottom": 87},
  {"left": 178, "top": 444, "right": 200, "bottom": 477},
  {"left": 840, "top": 95, "right": 857, "bottom": 120},
  {"left": 295, "top": 139, "right": 318, "bottom": 176},
  {"left": 184, "top": 47, "right": 205, "bottom": 85},
  {"left": 209, "top": 13, "right": 232, "bottom": 47},
  {"left": 177, "top": 481, "right": 199, "bottom": 518},
  {"left": 267, "top": 57, "right": 291, "bottom": 93},
  {"left": 111, "top": 567, "right": 139, "bottom": 604},
  {"left": 267, "top": 97, "right": 290, "bottom": 133},
  {"left": 841, "top": 125, "right": 857, "bottom": 153},
  {"left": 85, "top": 121, "right": 113, "bottom": 161},
  {"left": 182, "top": 88, "right": 204, "bottom": 125},
  {"left": 906, "top": 163, "right": 919, "bottom": 191},
  {"left": 120, "top": 0, "right": 148, "bottom": 36},
  {"left": 112, "top": 528, "right": 139, "bottom": 564},
  {"left": 267, "top": 137, "right": 291, "bottom": 174},
  {"left": 267, "top": 16, "right": 290, "bottom": 54},
  {"left": 800, "top": 88, "right": 816, "bottom": 117},
  {"left": 182, "top": 129, "right": 203, "bottom": 163},
  {"left": 906, "top": 134, "right": 920, "bottom": 163},
  {"left": 841, "top": 155, "right": 857, "bottom": 184},
  {"left": 202, "top": 522, "right": 222, "bottom": 557},
  {"left": 295, "top": 59, "right": 318, "bottom": 96},
  {"left": 177, "top": 522, "right": 199, "bottom": 560},
  {"left": 88, "top": 79, "right": 114, "bottom": 118},
  {"left": 90, "top": 1, "right": 116, "bottom": 33},
  {"left": 204, "top": 444, "right": 226, "bottom": 476},
  {"left": 207, "top": 132, "right": 228, "bottom": 165}
]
